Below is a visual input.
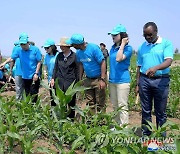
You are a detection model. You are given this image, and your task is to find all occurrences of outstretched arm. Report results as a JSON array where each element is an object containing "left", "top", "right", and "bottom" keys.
[{"left": 0, "top": 58, "right": 13, "bottom": 68}]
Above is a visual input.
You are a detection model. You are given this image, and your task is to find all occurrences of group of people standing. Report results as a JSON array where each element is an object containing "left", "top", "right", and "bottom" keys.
[{"left": 0, "top": 21, "right": 173, "bottom": 137}]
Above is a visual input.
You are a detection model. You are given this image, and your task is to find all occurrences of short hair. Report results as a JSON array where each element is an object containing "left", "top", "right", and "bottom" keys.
[
  {"left": 100, "top": 43, "right": 106, "bottom": 47},
  {"left": 144, "top": 22, "right": 158, "bottom": 32}
]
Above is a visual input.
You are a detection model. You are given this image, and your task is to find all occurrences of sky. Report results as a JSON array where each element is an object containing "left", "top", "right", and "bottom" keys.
[{"left": 0, "top": 0, "right": 180, "bottom": 56}]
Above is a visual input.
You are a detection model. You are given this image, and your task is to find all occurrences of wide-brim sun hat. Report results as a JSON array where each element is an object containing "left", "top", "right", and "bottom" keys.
[{"left": 56, "top": 37, "right": 71, "bottom": 47}]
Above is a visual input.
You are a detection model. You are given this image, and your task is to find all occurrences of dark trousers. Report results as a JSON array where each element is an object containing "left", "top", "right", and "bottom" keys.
[
  {"left": 23, "top": 78, "right": 40, "bottom": 103},
  {"left": 0, "top": 76, "right": 7, "bottom": 89},
  {"left": 49, "top": 86, "right": 56, "bottom": 106},
  {"left": 68, "top": 95, "right": 76, "bottom": 119},
  {"left": 139, "top": 74, "right": 170, "bottom": 136}
]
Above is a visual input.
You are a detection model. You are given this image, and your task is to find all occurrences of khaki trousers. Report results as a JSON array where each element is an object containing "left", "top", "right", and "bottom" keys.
[
  {"left": 109, "top": 83, "right": 130, "bottom": 125},
  {"left": 84, "top": 78, "right": 106, "bottom": 113}
]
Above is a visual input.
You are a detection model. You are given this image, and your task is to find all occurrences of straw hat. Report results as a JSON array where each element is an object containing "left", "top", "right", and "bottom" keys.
[{"left": 57, "top": 37, "right": 71, "bottom": 47}]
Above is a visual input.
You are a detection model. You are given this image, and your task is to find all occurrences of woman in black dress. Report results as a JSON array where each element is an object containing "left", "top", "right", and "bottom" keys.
[{"left": 51, "top": 37, "right": 79, "bottom": 119}]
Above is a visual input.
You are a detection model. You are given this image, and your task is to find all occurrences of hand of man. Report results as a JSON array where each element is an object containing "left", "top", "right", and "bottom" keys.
[
  {"left": 99, "top": 80, "right": 106, "bottom": 89},
  {"left": 50, "top": 79, "right": 55, "bottom": 87},
  {"left": 146, "top": 67, "right": 157, "bottom": 77},
  {"left": 33, "top": 73, "right": 39, "bottom": 82}
]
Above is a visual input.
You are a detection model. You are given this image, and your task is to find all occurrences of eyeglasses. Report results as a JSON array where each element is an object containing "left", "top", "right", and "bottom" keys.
[
  {"left": 143, "top": 33, "right": 153, "bottom": 37},
  {"left": 44, "top": 47, "right": 50, "bottom": 50},
  {"left": 20, "top": 43, "right": 27, "bottom": 46}
]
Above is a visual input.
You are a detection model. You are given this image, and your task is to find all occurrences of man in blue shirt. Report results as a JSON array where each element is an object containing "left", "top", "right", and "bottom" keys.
[
  {"left": 136, "top": 22, "right": 173, "bottom": 136},
  {"left": 11, "top": 33, "right": 42, "bottom": 102},
  {"left": 66, "top": 34, "right": 106, "bottom": 113}
]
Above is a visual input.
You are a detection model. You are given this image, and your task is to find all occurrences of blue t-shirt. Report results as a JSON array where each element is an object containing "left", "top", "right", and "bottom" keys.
[
  {"left": 12, "top": 45, "right": 22, "bottom": 76},
  {"left": 4, "top": 63, "right": 10, "bottom": 71},
  {"left": 0, "top": 70, "right": 3, "bottom": 79},
  {"left": 12, "top": 66, "right": 16, "bottom": 78},
  {"left": 109, "top": 44, "right": 133, "bottom": 83},
  {"left": 44, "top": 52, "right": 58, "bottom": 82},
  {"left": 137, "top": 37, "right": 173, "bottom": 76},
  {"left": 76, "top": 43, "right": 104, "bottom": 78},
  {"left": 11, "top": 45, "right": 42, "bottom": 79}
]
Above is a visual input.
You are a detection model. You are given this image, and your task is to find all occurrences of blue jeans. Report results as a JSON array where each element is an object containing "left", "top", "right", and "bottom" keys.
[
  {"left": 139, "top": 74, "right": 170, "bottom": 136},
  {"left": 15, "top": 75, "right": 24, "bottom": 100}
]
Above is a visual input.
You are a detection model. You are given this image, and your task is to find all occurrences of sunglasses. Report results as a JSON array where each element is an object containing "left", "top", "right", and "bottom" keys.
[
  {"left": 44, "top": 47, "right": 50, "bottom": 50},
  {"left": 20, "top": 43, "right": 27, "bottom": 46},
  {"left": 143, "top": 33, "right": 153, "bottom": 37}
]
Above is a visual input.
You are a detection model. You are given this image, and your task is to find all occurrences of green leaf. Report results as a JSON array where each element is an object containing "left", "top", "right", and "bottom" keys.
[
  {"left": 176, "top": 139, "right": 180, "bottom": 154},
  {"left": 65, "top": 80, "right": 76, "bottom": 96},
  {"left": 6, "top": 131, "right": 21, "bottom": 140},
  {"left": 73, "top": 105, "right": 85, "bottom": 117},
  {"left": 71, "top": 135, "right": 85, "bottom": 150},
  {"left": 30, "top": 125, "right": 43, "bottom": 136},
  {"left": 146, "top": 120, "right": 157, "bottom": 131},
  {"left": 100, "top": 147, "right": 108, "bottom": 154},
  {"left": 36, "top": 147, "right": 56, "bottom": 154},
  {"left": 114, "top": 146, "right": 128, "bottom": 154},
  {"left": 64, "top": 95, "right": 73, "bottom": 105},
  {"left": 0, "top": 124, "right": 7, "bottom": 134},
  {"left": 65, "top": 80, "right": 90, "bottom": 96}
]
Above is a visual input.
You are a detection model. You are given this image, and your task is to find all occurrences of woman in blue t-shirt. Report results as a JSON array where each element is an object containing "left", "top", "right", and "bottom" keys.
[
  {"left": 108, "top": 24, "right": 133, "bottom": 126},
  {"left": 43, "top": 39, "right": 58, "bottom": 106}
]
